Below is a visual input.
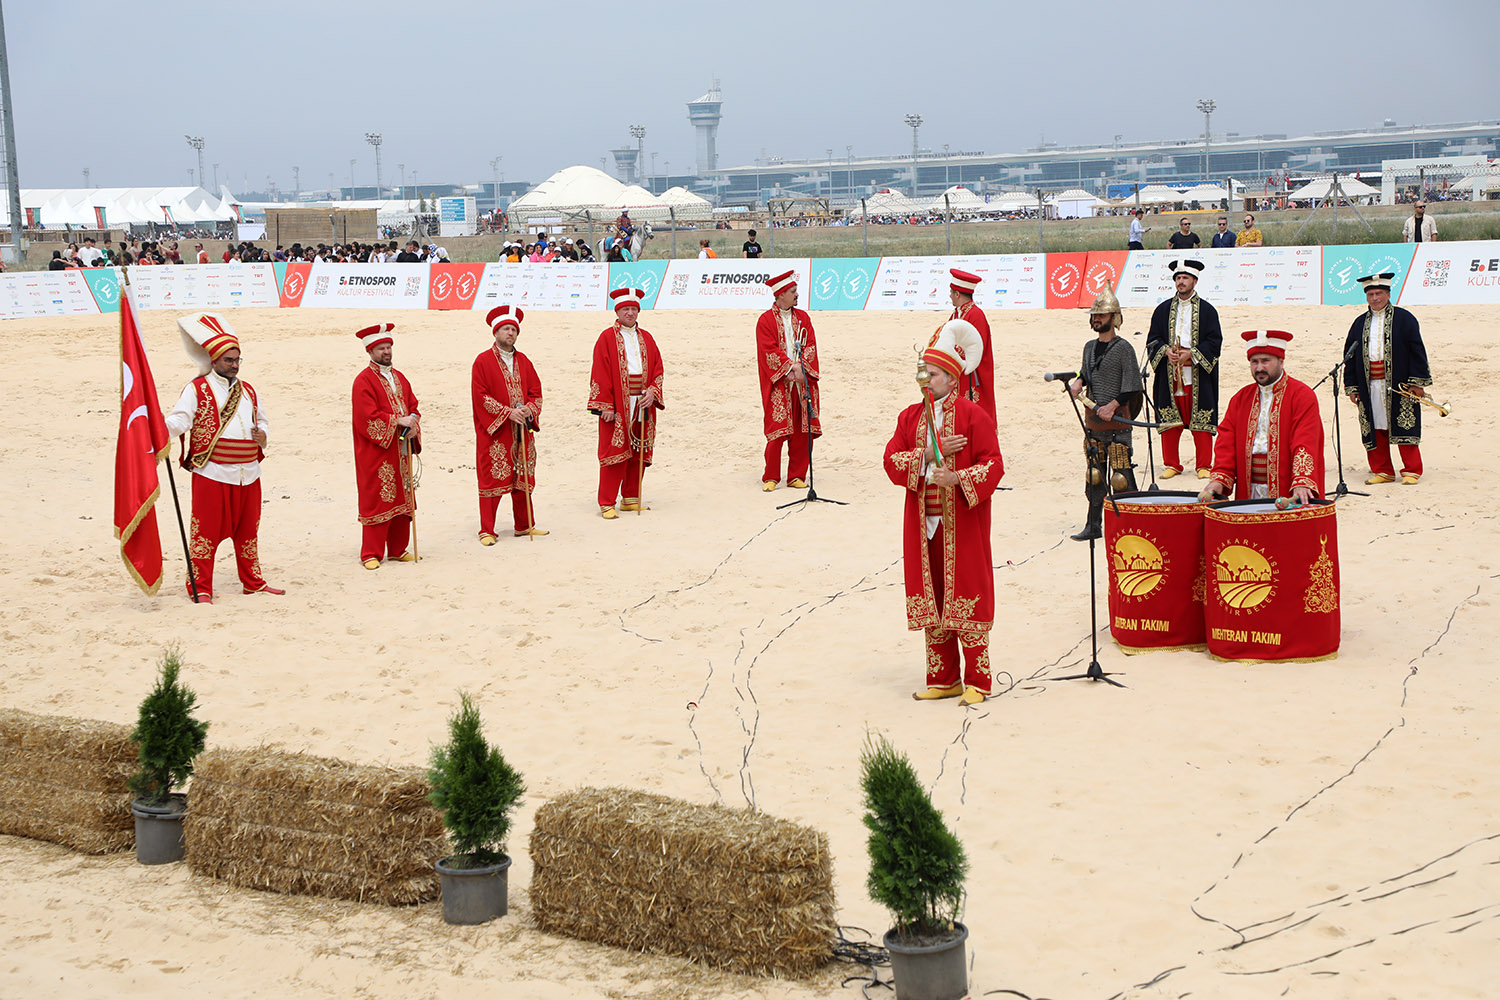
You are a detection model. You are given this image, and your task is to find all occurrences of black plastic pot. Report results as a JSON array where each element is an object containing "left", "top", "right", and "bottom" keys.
[
  {"left": 883, "top": 922, "right": 968, "bottom": 1000},
  {"left": 435, "top": 854, "right": 511, "bottom": 925},
  {"left": 131, "top": 794, "right": 187, "bottom": 865}
]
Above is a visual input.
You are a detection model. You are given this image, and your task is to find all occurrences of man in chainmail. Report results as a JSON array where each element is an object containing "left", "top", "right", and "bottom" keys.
[{"left": 1068, "top": 282, "right": 1144, "bottom": 541}]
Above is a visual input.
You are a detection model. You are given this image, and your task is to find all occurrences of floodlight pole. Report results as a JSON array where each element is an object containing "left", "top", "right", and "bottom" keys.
[
  {"left": 185, "top": 136, "right": 206, "bottom": 188},
  {"left": 904, "top": 114, "right": 923, "bottom": 199},
  {"left": 365, "top": 132, "right": 383, "bottom": 196},
  {"left": 1195, "top": 99, "right": 1216, "bottom": 183},
  {"left": 0, "top": 2, "right": 24, "bottom": 264}
]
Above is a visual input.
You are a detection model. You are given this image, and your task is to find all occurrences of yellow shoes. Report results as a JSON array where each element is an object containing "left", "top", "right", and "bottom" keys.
[
  {"left": 600, "top": 506, "right": 619, "bottom": 519},
  {"left": 788, "top": 478, "right": 809, "bottom": 489},
  {"left": 762, "top": 480, "right": 777, "bottom": 492},
  {"left": 1365, "top": 473, "right": 1396, "bottom": 485},
  {"left": 362, "top": 558, "right": 380, "bottom": 570},
  {"left": 912, "top": 683, "right": 964, "bottom": 701},
  {"left": 396, "top": 552, "right": 418, "bottom": 562},
  {"left": 1160, "top": 468, "right": 1180, "bottom": 480},
  {"left": 1401, "top": 474, "right": 1421, "bottom": 485},
  {"left": 515, "top": 527, "right": 549, "bottom": 536},
  {"left": 479, "top": 533, "right": 498, "bottom": 546},
  {"left": 1196, "top": 469, "right": 1211, "bottom": 480},
  {"left": 959, "top": 686, "right": 987, "bottom": 706},
  {"left": 619, "top": 501, "right": 650, "bottom": 512}
]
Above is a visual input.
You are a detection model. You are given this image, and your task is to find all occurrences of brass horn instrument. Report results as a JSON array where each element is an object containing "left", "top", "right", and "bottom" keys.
[{"left": 1394, "top": 385, "right": 1451, "bottom": 417}]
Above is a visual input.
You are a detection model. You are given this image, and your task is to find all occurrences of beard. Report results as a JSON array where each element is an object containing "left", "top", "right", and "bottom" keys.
[{"left": 1253, "top": 369, "right": 1275, "bottom": 385}]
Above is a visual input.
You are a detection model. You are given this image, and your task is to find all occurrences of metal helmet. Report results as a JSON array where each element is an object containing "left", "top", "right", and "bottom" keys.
[{"left": 1089, "top": 280, "right": 1123, "bottom": 329}]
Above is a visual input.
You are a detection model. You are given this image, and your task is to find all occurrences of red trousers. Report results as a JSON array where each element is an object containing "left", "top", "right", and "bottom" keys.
[
  {"left": 186, "top": 475, "right": 269, "bottom": 599},
  {"left": 921, "top": 529, "right": 992, "bottom": 694},
  {"left": 763, "top": 433, "right": 811, "bottom": 483},
  {"left": 480, "top": 491, "right": 534, "bottom": 534},
  {"left": 598, "top": 454, "right": 644, "bottom": 508},
  {"left": 1367, "top": 430, "right": 1423, "bottom": 477},
  {"left": 361, "top": 515, "right": 411, "bottom": 562},
  {"left": 1160, "top": 391, "right": 1213, "bottom": 472}
]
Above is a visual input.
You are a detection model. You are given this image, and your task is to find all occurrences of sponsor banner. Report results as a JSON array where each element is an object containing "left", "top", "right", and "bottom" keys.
[
  {"left": 278, "top": 262, "right": 311, "bottom": 308},
  {"left": 654, "top": 258, "right": 811, "bottom": 310},
  {"left": 1385, "top": 241, "right": 1500, "bottom": 306},
  {"left": 0, "top": 268, "right": 103, "bottom": 319},
  {"left": 428, "top": 263, "right": 485, "bottom": 310},
  {"left": 83, "top": 267, "right": 122, "bottom": 314},
  {"left": 1116, "top": 247, "right": 1322, "bottom": 308},
  {"left": 606, "top": 260, "right": 670, "bottom": 310},
  {"left": 809, "top": 257, "right": 880, "bottom": 311},
  {"left": 474, "top": 262, "right": 610, "bottom": 311},
  {"left": 126, "top": 264, "right": 280, "bottom": 311},
  {"left": 1045, "top": 252, "right": 1089, "bottom": 309},
  {"left": 1080, "top": 251, "right": 1129, "bottom": 305},
  {"left": 865, "top": 254, "right": 1047, "bottom": 312},
  {"left": 1321, "top": 244, "right": 1414, "bottom": 306},
  {"left": 302, "top": 262, "right": 430, "bottom": 309}
]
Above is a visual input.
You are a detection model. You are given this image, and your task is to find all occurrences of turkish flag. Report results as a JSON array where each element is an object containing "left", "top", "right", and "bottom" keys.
[{"left": 113, "top": 285, "right": 170, "bottom": 594}]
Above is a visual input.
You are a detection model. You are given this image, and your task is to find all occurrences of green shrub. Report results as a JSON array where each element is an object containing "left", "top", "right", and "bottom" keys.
[
  {"left": 127, "top": 645, "right": 209, "bottom": 806},
  {"left": 860, "top": 734, "right": 967, "bottom": 938},
  {"left": 427, "top": 692, "right": 524, "bottom": 867}
]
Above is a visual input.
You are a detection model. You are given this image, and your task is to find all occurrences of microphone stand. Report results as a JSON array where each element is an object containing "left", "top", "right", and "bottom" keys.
[
  {"left": 778, "top": 325, "right": 845, "bottom": 509},
  {"left": 1136, "top": 332, "right": 1162, "bottom": 492},
  {"left": 1311, "top": 351, "right": 1367, "bottom": 501},
  {"left": 1049, "top": 377, "right": 1125, "bottom": 688}
]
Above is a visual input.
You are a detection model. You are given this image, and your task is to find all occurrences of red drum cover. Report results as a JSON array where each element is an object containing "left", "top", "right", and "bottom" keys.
[
  {"left": 1203, "top": 499, "right": 1340, "bottom": 662},
  {"left": 1103, "top": 491, "right": 1208, "bottom": 653}
]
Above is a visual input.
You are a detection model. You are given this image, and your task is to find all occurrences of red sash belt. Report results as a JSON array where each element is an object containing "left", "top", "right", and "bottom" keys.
[
  {"left": 923, "top": 485, "right": 943, "bottom": 517},
  {"left": 1369, "top": 360, "right": 1387, "bottom": 380},
  {"left": 626, "top": 374, "right": 646, "bottom": 395},
  {"left": 208, "top": 438, "right": 259, "bottom": 465},
  {"left": 1250, "top": 454, "right": 1269, "bottom": 485}
]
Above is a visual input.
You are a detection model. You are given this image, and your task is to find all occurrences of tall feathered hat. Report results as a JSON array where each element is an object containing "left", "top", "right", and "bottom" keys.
[
  {"left": 177, "top": 312, "right": 240, "bottom": 375},
  {"left": 922, "top": 318, "right": 984, "bottom": 381}
]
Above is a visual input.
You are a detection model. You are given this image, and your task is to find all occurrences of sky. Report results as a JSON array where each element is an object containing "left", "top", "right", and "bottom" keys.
[{"left": 7, "top": 1, "right": 1497, "bottom": 194}]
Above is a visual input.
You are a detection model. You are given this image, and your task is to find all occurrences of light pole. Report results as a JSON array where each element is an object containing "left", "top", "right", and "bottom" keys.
[
  {"left": 0, "top": 3, "right": 25, "bottom": 263},
  {"left": 650, "top": 152, "right": 657, "bottom": 189},
  {"left": 364, "top": 132, "right": 383, "bottom": 196},
  {"left": 349, "top": 158, "right": 356, "bottom": 198},
  {"left": 629, "top": 124, "right": 646, "bottom": 185},
  {"left": 846, "top": 145, "right": 852, "bottom": 199},
  {"left": 1196, "top": 99, "right": 1216, "bottom": 183},
  {"left": 185, "top": 135, "right": 206, "bottom": 187},
  {"left": 398, "top": 162, "right": 406, "bottom": 202},
  {"left": 904, "top": 113, "right": 923, "bottom": 197},
  {"left": 292, "top": 165, "right": 300, "bottom": 199},
  {"left": 82, "top": 167, "right": 90, "bottom": 187},
  {"left": 489, "top": 156, "right": 501, "bottom": 207},
  {"left": 212, "top": 163, "right": 219, "bottom": 189},
  {"left": 943, "top": 143, "right": 951, "bottom": 188}
]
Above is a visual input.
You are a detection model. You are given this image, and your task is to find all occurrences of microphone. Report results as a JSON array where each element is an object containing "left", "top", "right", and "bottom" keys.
[{"left": 1042, "top": 370, "right": 1079, "bottom": 382}]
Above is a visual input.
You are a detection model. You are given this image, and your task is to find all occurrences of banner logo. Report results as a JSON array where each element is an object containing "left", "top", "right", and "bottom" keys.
[
  {"left": 1111, "top": 532, "right": 1165, "bottom": 598},
  {"left": 1212, "top": 542, "right": 1277, "bottom": 612}
]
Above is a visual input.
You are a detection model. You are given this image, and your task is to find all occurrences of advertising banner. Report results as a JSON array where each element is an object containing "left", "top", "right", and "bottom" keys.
[
  {"left": 0, "top": 269, "right": 102, "bottom": 319},
  {"left": 277, "top": 262, "right": 311, "bottom": 308},
  {"left": 606, "top": 260, "right": 670, "bottom": 310},
  {"left": 1319, "top": 243, "right": 1413, "bottom": 307},
  {"left": 301, "top": 262, "right": 430, "bottom": 309},
  {"left": 654, "top": 258, "right": 811, "bottom": 311},
  {"left": 1391, "top": 240, "right": 1499, "bottom": 306},
  {"left": 1045, "top": 252, "right": 1090, "bottom": 309},
  {"left": 808, "top": 257, "right": 880, "bottom": 311},
  {"left": 1116, "top": 247, "right": 1322, "bottom": 308},
  {"left": 864, "top": 254, "right": 1047, "bottom": 312},
  {"left": 427, "top": 263, "right": 485, "bottom": 310},
  {"left": 83, "top": 267, "right": 122, "bottom": 314},
  {"left": 126, "top": 264, "right": 280, "bottom": 311},
  {"left": 474, "top": 262, "right": 610, "bottom": 312},
  {"left": 1080, "top": 251, "right": 1129, "bottom": 306}
]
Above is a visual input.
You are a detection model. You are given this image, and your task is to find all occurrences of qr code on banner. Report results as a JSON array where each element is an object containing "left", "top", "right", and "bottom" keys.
[
  {"left": 1421, "top": 258, "right": 1450, "bottom": 288},
  {"left": 314, "top": 276, "right": 329, "bottom": 295},
  {"left": 405, "top": 277, "right": 423, "bottom": 297},
  {"left": 670, "top": 274, "right": 689, "bottom": 295}
]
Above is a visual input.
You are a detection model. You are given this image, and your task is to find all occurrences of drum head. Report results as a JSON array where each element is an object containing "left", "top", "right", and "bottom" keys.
[
  {"left": 1208, "top": 498, "right": 1333, "bottom": 514},
  {"left": 1112, "top": 490, "right": 1202, "bottom": 505}
]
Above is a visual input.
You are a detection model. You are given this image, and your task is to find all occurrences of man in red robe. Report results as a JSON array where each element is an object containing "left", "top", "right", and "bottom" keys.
[
  {"left": 471, "top": 305, "right": 546, "bottom": 542},
  {"left": 165, "top": 312, "right": 285, "bottom": 603},
  {"left": 945, "top": 268, "right": 995, "bottom": 421},
  {"left": 588, "top": 287, "right": 665, "bottom": 519},
  {"left": 1199, "top": 330, "right": 1324, "bottom": 504},
  {"left": 351, "top": 323, "right": 421, "bottom": 567},
  {"left": 884, "top": 318, "right": 1004, "bottom": 706},
  {"left": 754, "top": 269, "right": 821, "bottom": 490}
]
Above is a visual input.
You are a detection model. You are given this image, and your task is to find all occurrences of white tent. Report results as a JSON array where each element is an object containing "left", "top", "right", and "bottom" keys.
[
  {"left": 508, "top": 165, "right": 638, "bottom": 225},
  {"left": 1177, "top": 182, "right": 1244, "bottom": 204},
  {"left": 989, "top": 191, "right": 1038, "bottom": 212},
  {"left": 1047, "top": 188, "right": 1103, "bottom": 219},
  {"left": 657, "top": 186, "right": 714, "bottom": 213},
  {"left": 846, "top": 189, "right": 923, "bottom": 217},
  {"left": 1128, "top": 184, "right": 1186, "bottom": 205},
  {"left": 0, "top": 186, "right": 242, "bottom": 228},
  {"left": 926, "top": 185, "right": 988, "bottom": 214},
  {"left": 1287, "top": 175, "right": 1379, "bottom": 201}
]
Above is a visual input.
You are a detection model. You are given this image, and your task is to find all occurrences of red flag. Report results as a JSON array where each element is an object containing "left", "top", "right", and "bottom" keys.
[{"left": 113, "top": 285, "right": 171, "bottom": 594}]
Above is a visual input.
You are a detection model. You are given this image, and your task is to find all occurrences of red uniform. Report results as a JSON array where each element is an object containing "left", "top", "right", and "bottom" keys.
[
  {"left": 884, "top": 394, "right": 1004, "bottom": 695},
  {"left": 352, "top": 363, "right": 421, "bottom": 561},
  {"left": 1206, "top": 374, "right": 1324, "bottom": 501},
  {"left": 587, "top": 323, "right": 665, "bottom": 509},
  {"left": 754, "top": 306, "right": 821, "bottom": 483},
  {"left": 950, "top": 301, "right": 995, "bottom": 421},
  {"left": 471, "top": 346, "right": 542, "bottom": 535}
]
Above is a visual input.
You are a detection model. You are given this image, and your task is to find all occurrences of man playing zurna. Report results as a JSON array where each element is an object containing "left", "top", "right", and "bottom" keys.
[
  {"left": 884, "top": 319, "right": 1003, "bottom": 707},
  {"left": 165, "top": 313, "right": 284, "bottom": 603},
  {"left": 588, "top": 287, "right": 665, "bottom": 518},
  {"left": 351, "top": 323, "right": 421, "bottom": 568},
  {"left": 471, "top": 305, "right": 546, "bottom": 542},
  {"left": 754, "top": 269, "right": 820, "bottom": 491}
]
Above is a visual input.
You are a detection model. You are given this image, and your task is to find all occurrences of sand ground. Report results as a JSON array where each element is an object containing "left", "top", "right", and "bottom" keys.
[{"left": 0, "top": 302, "right": 1495, "bottom": 999}]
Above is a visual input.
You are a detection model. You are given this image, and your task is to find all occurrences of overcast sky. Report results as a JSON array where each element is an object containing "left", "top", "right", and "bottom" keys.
[{"left": 8, "top": 1, "right": 1497, "bottom": 193}]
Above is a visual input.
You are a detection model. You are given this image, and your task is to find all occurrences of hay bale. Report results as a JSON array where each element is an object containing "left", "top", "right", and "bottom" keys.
[
  {"left": 185, "top": 748, "right": 446, "bottom": 905},
  {"left": 530, "top": 787, "right": 836, "bottom": 978},
  {"left": 0, "top": 709, "right": 135, "bottom": 853}
]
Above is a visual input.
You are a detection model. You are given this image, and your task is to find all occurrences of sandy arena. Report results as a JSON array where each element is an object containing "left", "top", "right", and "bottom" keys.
[{"left": 1, "top": 303, "right": 1495, "bottom": 999}]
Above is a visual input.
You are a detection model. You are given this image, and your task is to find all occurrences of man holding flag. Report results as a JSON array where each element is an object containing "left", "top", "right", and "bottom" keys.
[
  {"left": 164, "top": 313, "right": 284, "bottom": 602},
  {"left": 114, "top": 283, "right": 172, "bottom": 594}
]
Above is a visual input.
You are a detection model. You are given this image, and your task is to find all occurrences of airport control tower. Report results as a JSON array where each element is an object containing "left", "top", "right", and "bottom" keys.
[{"left": 686, "top": 81, "right": 722, "bottom": 176}]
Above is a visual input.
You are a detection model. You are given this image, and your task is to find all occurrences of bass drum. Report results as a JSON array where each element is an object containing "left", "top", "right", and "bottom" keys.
[{"left": 1103, "top": 490, "right": 1208, "bottom": 653}]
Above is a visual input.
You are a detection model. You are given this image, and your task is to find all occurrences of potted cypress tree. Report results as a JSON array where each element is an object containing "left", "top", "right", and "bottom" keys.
[
  {"left": 861, "top": 734, "right": 970, "bottom": 1000},
  {"left": 428, "top": 691, "right": 525, "bottom": 925},
  {"left": 128, "top": 645, "right": 210, "bottom": 865}
]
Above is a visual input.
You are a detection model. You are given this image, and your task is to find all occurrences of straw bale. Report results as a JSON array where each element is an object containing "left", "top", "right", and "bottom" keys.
[
  {"left": 530, "top": 787, "right": 836, "bottom": 978},
  {"left": 0, "top": 709, "right": 135, "bottom": 853},
  {"left": 186, "top": 747, "right": 445, "bottom": 905}
]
